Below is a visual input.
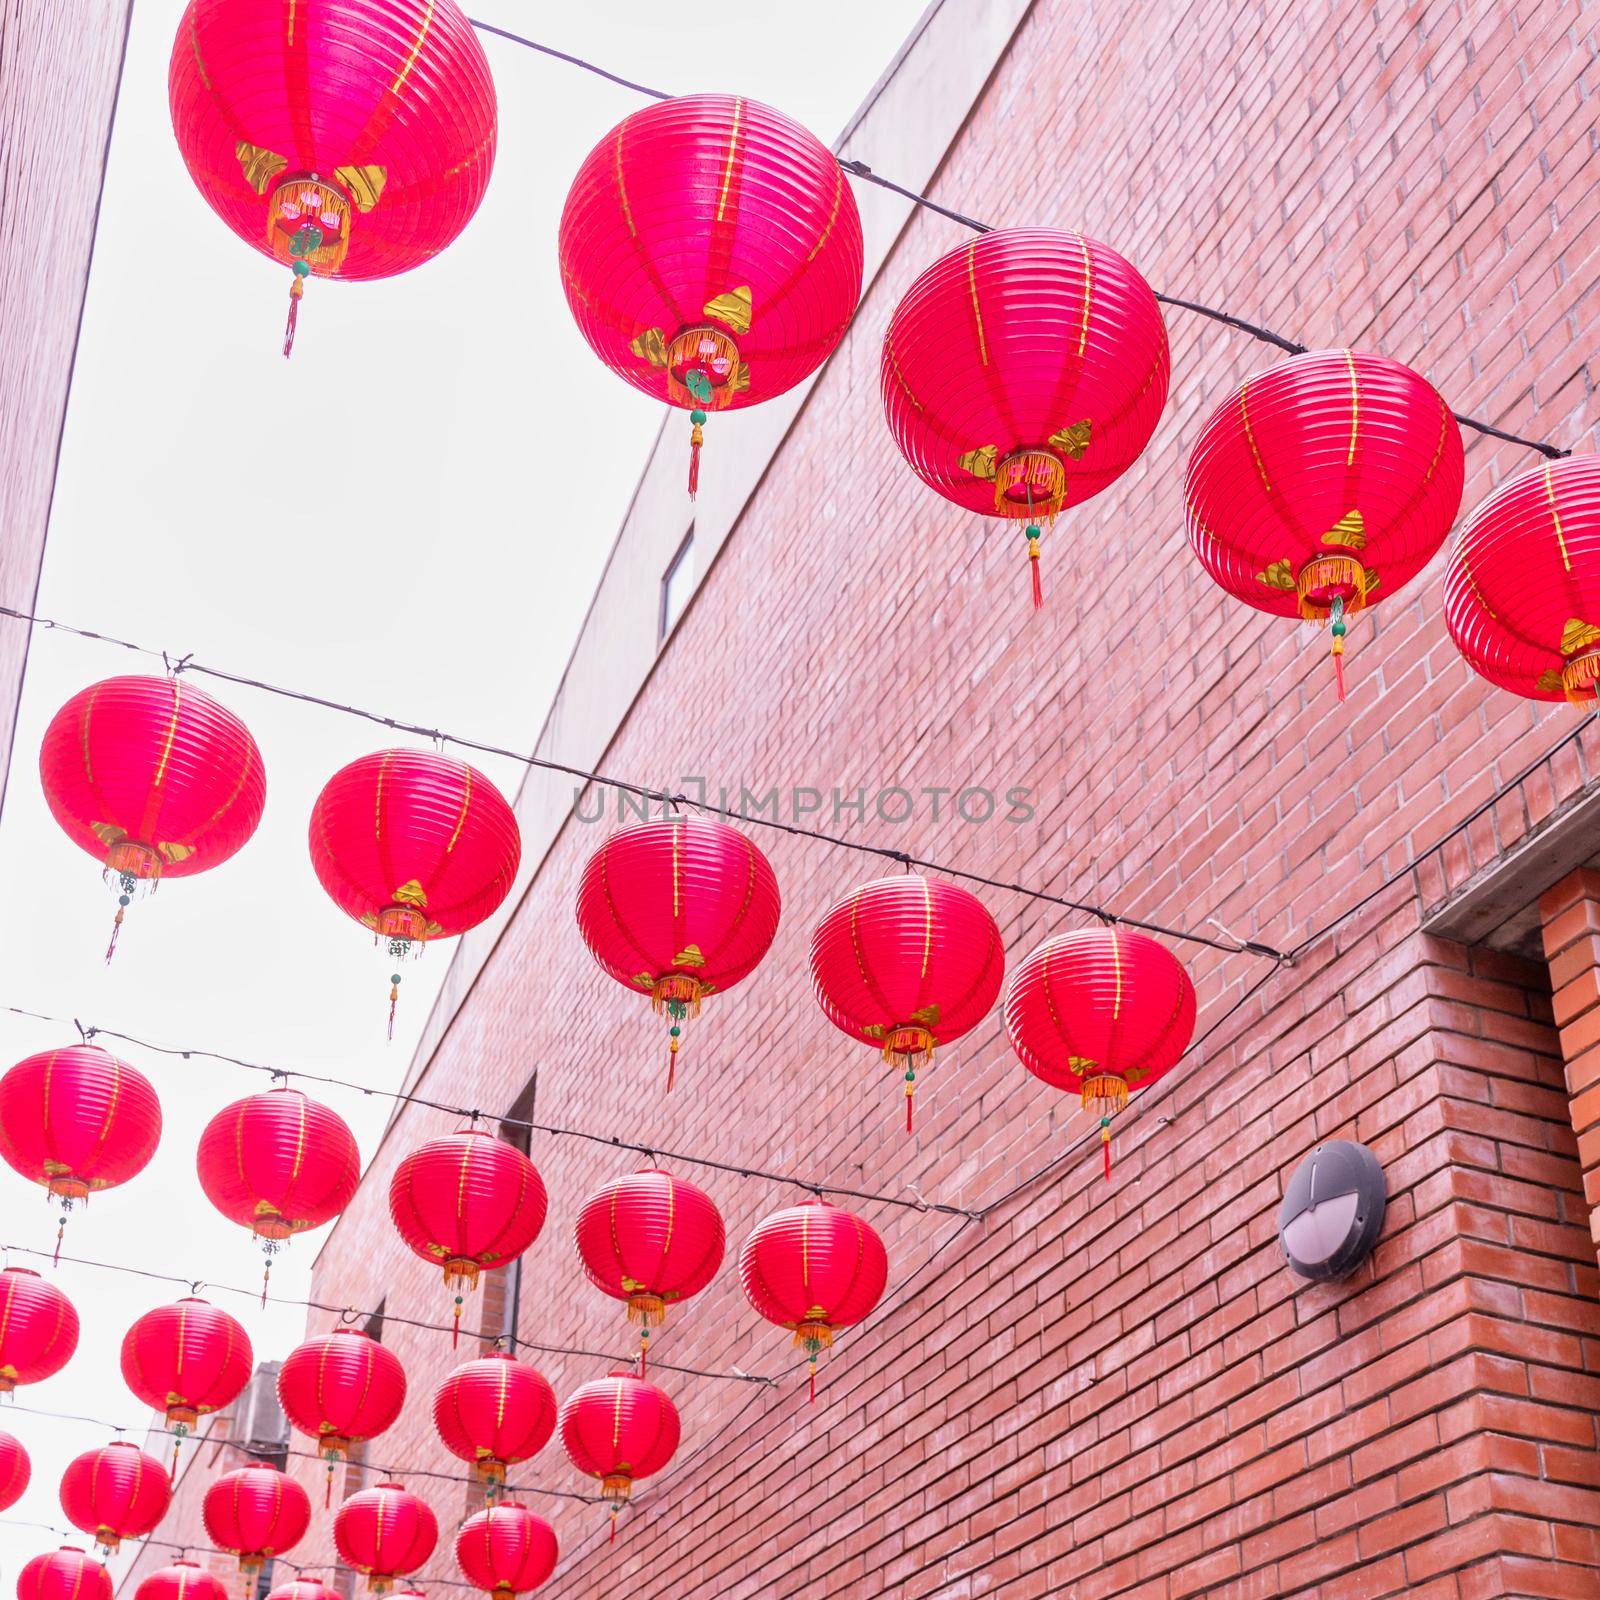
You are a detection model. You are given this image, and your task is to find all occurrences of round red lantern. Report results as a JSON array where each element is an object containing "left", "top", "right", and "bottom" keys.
[
  {"left": 574, "top": 1169, "right": 724, "bottom": 1367},
  {"left": 278, "top": 1328, "right": 406, "bottom": 1500},
  {"left": 135, "top": 1561, "right": 231, "bottom": 1600},
  {"left": 455, "top": 1504, "right": 557, "bottom": 1597},
  {"left": 1187, "top": 348, "right": 1465, "bottom": 698},
  {"left": 121, "top": 1297, "right": 253, "bottom": 1469},
  {"left": 433, "top": 1352, "right": 556, "bottom": 1495},
  {"left": 267, "top": 1578, "right": 338, "bottom": 1600},
  {"left": 560, "top": 93, "right": 864, "bottom": 497},
  {"left": 1005, "top": 928, "right": 1196, "bottom": 1178},
  {"left": 197, "top": 1086, "right": 361, "bottom": 1299},
  {"left": 559, "top": 1373, "right": 678, "bottom": 1539},
  {"left": 39, "top": 675, "right": 266, "bottom": 958},
  {"left": 809, "top": 875, "right": 1004, "bottom": 1131},
  {"left": 0, "top": 1043, "right": 162, "bottom": 1257},
  {"left": 882, "top": 227, "right": 1169, "bottom": 606},
  {"left": 0, "top": 1430, "right": 30, "bottom": 1511},
  {"left": 0, "top": 1266, "right": 79, "bottom": 1392},
  {"left": 170, "top": 0, "right": 497, "bottom": 354},
  {"left": 575, "top": 818, "right": 781, "bottom": 1087},
  {"left": 1444, "top": 455, "right": 1600, "bottom": 704},
  {"left": 389, "top": 1129, "right": 547, "bottom": 1343},
  {"left": 203, "top": 1464, "right": 312, "bottom": 1573},
  {"left": 60, "top": 1440, "right": 172, "bottom": 1553},
  {"left": 333, "top": 1483, "right": 438, "bottom": 1594},
  {"left": 18, "top": 1549, "right": 112, "bottom": 1600},
  {"left": 740, "top": 1199, "right": 887, "bottom": 1401},
  {"left": 309, "top": 749, "right": 521, "bottom": 1034}
]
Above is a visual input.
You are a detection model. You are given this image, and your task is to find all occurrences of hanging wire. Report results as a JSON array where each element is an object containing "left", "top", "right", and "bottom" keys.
[
  {"left": 0, "top": 1004, "right": 979, "bottom": 1220},
  {"left": 0, "top": 1241, "right": 773, "bottom": 1387},
  {"left": 1, "top": 1403, "right": 596, "bottom": 1506},
  {"left": 468, "top": 21, "right": 1568, "bottom": 461},
  {"left": 0, "top": 601, "right": 1279, "bottom": 962}
]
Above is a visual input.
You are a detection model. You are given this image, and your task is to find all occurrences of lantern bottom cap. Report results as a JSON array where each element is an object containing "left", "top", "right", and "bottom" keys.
[{"left": 600, "top": 1474, "right": 633, "bottom": 1502}]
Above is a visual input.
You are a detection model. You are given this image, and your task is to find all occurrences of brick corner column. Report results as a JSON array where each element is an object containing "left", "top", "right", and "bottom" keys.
[{"left": 1539, "top": 866, "right": 1600, "bottom": 1262}]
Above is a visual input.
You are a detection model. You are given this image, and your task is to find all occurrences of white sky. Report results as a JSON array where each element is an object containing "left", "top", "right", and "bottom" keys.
[{"left": 0, "top": 0, "right": 928, "bottom": 1583}]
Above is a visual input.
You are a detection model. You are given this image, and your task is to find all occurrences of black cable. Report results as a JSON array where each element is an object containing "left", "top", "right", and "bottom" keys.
[
  {"left": 466, "top": 18, "right": 670, "bottom": 100},
  {"left": 0, "top": 602, "right": 1272, "bottom": 961},
  {"left": 468, "top": 20, "right": 1569, "bottom": 462},
  {"left": 0, "top": 1005, "right": 978, "bottom": 1221},
  {"left": 2, "top": 1403, "right": 595, "bottom": 1506},
  {"left": 0, "top": 1242, "right": 773, "bottom": 1388}
]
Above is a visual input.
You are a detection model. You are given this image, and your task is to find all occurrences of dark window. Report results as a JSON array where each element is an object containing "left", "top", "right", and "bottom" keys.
[{"left": 659, "top": 526, "right": 696, "bottom": 640}]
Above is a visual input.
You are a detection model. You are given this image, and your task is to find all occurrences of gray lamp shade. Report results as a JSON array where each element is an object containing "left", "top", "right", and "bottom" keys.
[{"left": 1278, "top": 1139, "right": 1386, "bottom": 1281}]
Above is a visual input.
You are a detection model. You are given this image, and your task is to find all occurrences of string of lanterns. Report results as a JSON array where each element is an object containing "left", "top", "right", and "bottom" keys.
[{"left": 4, "top": 1, "right": 1588, "bottom": 1595}]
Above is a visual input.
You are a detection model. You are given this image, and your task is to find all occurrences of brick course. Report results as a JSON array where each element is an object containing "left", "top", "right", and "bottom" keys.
[{"left": 132, "top": 1, "right": 1600, "bottom": 1596}]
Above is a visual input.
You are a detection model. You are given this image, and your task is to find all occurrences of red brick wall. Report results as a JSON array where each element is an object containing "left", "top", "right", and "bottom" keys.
[
  {"left": 0, "top": 1, "right": 131, "bottom": 816},
  {"left": 231, "top": 3, "right": 1600, "bottom": 1597}
]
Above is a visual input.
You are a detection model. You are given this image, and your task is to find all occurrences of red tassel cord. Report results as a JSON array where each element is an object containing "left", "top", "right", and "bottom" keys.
[
  {"left": 609, "top": 1508, "right": 617, "bottom": 1546},
  {"left": 105, "top": 897, "right": 128, "bottom": 964},
  {"left": 282, "top": 255, "right": 311, "bottom": 359},
  {"left": 685, "top": 387, "right": 709, "bottom": 499},
  {"left": 1101, "top": 1117, "right": 1113, "bottom": 1182},
  {"left": 1330, "top": 598, "right": 1348, "bottom": 703},
  {"left": 387, "top": 973, "right": 401, "bottom": 1043},
  {"left": 260, "top": 1250, "right": 273, "bottom": 1309},
  {"left": 638, "top": 1326, "right": 649, "bottom": 1377},
  {"left": 904, "top": 1066, "right": 915, "bottom": 1135},
  {"left": 1026, "top": 524, "right": 1043, "bottom": 610},
  {"left": 52, "top": 1208, "right": 66, "bottom": 1268},
  {"left": 324, "top": 1461, "right": 334, "bottom": 1510},
  {"left": 808, "top": 1352, "right": 817, "bottom": 1405},
  {"left": 452, "top": 1296, "right": 463, "bottom": 1351},
  {"left": 169, "top": 1433, "right": 182, "bottom": 1483},
  {"left": 666, "top": 1025, "right": 680, "bottom": 1091}
]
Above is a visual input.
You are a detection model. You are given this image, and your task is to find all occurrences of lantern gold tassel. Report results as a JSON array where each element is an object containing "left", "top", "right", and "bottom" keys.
[{"left": 105, "top": 902, "right": 125, "bottom": 965}]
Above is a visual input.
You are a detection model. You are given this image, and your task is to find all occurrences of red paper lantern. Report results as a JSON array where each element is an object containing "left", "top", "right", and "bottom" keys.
[
  {"left": 309, "top": 749, "right": 521, "bottom": 1035},
  {"left": 121, "top": 1296, "right": 253, "bottom": 1470},
  {"left": 575, "top": 818, "right": 781, "bottom": 1087},
  {"left": 560, "top": 94, "right": 864, "bottom": 496},
  {"left": 1005, "top": 928, "right": 1196, "bottom": 1178},
  {"left": 60, "top": 1441, "right": 172, "bottom": 1554},
  {"left": 197, "top": 1086, "right": 361, "bottom": 1299},
  {"left": 334, "top": 1483, "right": 438, "bottom": 1594},
  {"left": 170, "top": 0, "right": 497, "bottom": 354},
  {"left": 559, "top": 1373, "right": 678, "bottom": 1537},
  {"left": 433, "top": 1352, "right": 557, "bottom": 1495},
  {"left": 455, "top": 1505, "right": 557, "bottom": 1597},
  {"left": 809, "top": 875, "right": 1004, "bottom": 1131},
  {"left": 0, "top": 1430, "right": 30, "bottom": 1511},
  {"left": 203, "top": 1465, "right": 312, "bottom": 1573},
  {"left": 0, "top": 1043, "right": 162, "bottom": 1257},
  {"left": 39, "top": 676, "right": 266, "bottom": 958},
  {"left": 0, "top": 1266, "right": 79, "bottom": 1392},
  {"left": 1187, "top": 348, "right": 1465, "bottom": 699},
  {"left": 135, "top": 1560, "right": 230, "bottom": 1600},
  {"left": 278, "top": 1328, "right": 406, "bottom": 1500},
  {"left": 574, "top": 1168, "right": 724, "bottom": 1367},
  {"left": 1444, "top": 455, "right": 1600, "bottom": 704},
  {"left": 882, "top": 227, "right": 1169, "bottom": 607},
  {"left": 740, "top": 1199, "right": 887, "bottom": 1401},
  {"left": 18, "top": 1549, "right": 112, "bottom": 1600},
  {"left": 267, "top": 1578, "right": 338, "bottom": 1600},
  {"left": 389, "top": 1129, "right": 547, "bottom": 1344}
]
